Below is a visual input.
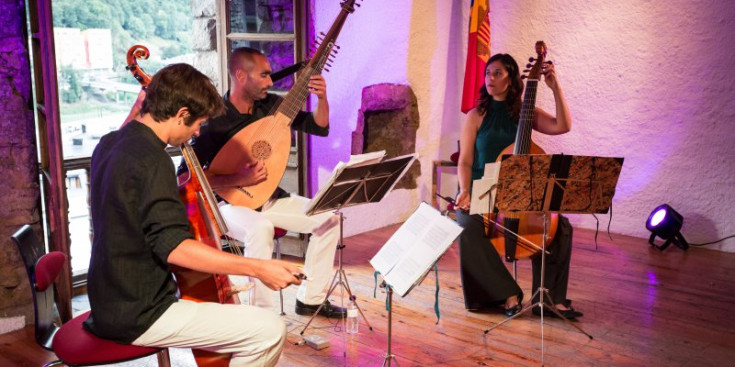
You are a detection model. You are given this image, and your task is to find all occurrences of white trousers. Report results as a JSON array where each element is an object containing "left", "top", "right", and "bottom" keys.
[
  {"left": 132, "top": 300, "right": 286, "bottom": 367},
  {"left": 219, "top": 194, "right": 340, "bottom": 307}
]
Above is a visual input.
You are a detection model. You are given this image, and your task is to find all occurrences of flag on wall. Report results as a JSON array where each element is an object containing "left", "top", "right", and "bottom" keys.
[{"left": 461, "top": 0, "right": 490, "bottom": 113}]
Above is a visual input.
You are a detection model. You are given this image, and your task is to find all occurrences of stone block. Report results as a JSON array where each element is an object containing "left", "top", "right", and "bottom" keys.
[
  {"left": 191, "top": 0, "right": 216, "bottom": 18},
  {"left": 353, "top": 83, "right": 420, "bottom": 190},
  {"left": 194, "top": 51, "right": 221, "bottom": 91},
  {"left": 192, "top": 18, "right": 217, "bottom": 51},
  {"left": 361, "top": 83, "right": 413, "bottom": 112}
]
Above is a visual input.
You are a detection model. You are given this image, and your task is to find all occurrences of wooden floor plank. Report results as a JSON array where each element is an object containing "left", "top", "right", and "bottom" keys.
[{"left": 1, "top": 224, "right": 734, "bottom": 366}]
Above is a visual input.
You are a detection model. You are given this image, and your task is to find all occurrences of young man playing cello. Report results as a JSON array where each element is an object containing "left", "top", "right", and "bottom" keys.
[{"left": 85, "top": 63, "right": 302, "bottom": 367}]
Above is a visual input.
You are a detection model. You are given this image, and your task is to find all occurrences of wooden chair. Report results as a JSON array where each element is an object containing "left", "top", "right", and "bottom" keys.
[{"left": 11, "top": 225, "right": 171, "bottom": 367}]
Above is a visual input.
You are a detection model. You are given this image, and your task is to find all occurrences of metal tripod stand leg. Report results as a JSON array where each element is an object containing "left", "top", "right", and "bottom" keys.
[
  {"left": 381, "top": 284, "right": 399, "bottom": 367},
  {"left": 483, "top": 213, "right": 592, "bottom": 365},
  {"left": 300, "top": 212, "right": 373, "bottom": 335}
]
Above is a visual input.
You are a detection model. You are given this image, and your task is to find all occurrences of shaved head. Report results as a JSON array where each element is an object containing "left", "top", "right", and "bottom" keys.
[{"left": 228, "top": 47, "right": 265, "bottom": 79}]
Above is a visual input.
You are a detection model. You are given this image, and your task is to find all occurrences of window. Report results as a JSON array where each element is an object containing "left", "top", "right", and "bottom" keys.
[
  {"left": 219, "top": 0, "right": 309, "bottom": 197},
  {"left": 29, "top": 0, "right": 211, "bottom": 287}
]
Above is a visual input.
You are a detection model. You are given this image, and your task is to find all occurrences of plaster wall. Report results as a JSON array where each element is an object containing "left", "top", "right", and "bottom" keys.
[
  {"left": 309, "top": 0, "right": 735, "bottom": 251},
  {"left": 309, "top": 0, "right": 469, "bottom": 236}
]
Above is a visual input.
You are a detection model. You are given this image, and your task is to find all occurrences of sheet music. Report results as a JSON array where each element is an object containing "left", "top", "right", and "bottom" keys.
[
  {"left": 303, "top": 151, "right": 386, "bottom": 215},
  {"left": 346, "top": 150, "right": 386, "bottom": 166},
  {"left": 469, "top": 162, "right": 500, "bottom": 215},
  {"left": 370, "top": 202, "right": 463, "bottom": 296}
]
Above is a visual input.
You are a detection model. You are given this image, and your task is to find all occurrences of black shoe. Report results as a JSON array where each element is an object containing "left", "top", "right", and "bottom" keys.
[
  {"left": 295, "top": 299, "right": 347, "bottom": 318},
  {"left": 504, "top": 292, "right": 524, "bottom": 317},
  {"left": 561, "top": 299, "right": 583, "bottom": 316},
  {"left": 532, "top": 305, "right": 583, "bottom": 320}
]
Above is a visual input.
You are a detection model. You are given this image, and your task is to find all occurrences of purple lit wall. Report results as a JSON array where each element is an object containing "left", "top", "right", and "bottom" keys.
[
  {"left": 0, "top": 0, "right": 40, "bottom": 332},
  {"left": 308, "top": 0, "right": 735, "bottom": 251}
]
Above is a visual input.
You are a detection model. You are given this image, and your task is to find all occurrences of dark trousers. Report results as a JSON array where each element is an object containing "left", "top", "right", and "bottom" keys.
[{"left": 456, "top": 211, "right": 573, "bottom": 309}]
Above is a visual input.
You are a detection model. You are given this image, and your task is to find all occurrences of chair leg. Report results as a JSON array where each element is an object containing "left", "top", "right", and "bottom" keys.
[
  {"left": 156, "top": 348, "right": 171, "bottom": 367},
  {"left": 275, "top": 238, "right": 285, "bottom": 316}
]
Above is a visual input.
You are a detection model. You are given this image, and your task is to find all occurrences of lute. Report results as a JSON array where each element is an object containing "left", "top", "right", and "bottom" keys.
[{"left": 208, "top": 0, "right": 359, "bottom": 208}]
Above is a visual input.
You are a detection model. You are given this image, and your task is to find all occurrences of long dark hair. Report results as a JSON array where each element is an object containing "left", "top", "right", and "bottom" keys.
[{"left": 476, "top": 53, "right": 523, "bottom": 121}]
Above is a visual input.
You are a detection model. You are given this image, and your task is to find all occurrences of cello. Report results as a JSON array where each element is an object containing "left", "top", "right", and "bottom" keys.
[
  {"left": 484, "top": 41, "right": 559, "bottom": 261},
  {"left": 126, "top": 45, "right": 242, "bottom": 367},
  {"left": 207, "top": 0, "right": 359, "bottom": 209}
]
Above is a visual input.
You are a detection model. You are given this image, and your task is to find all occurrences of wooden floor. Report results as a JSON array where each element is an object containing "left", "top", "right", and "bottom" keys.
[{"left": 2, "top": 224, "right": 734, "bottom": 366}]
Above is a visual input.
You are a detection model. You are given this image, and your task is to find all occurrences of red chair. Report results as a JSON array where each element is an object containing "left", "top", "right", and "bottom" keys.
[{"left": 11, "top": 225, "right": 171, "bottom": 367}]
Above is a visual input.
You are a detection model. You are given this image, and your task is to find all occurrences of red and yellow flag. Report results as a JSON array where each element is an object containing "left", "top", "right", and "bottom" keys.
[{"left": 461, "top": 0, "right": 490, "bottom": 113}]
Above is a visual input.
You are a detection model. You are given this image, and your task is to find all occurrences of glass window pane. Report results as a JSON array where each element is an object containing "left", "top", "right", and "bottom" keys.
[
  {"left": 229, "top": 0, "right": 294, "bottom": 34},
  {"left": 66, "top": 168, "right": 90, "bottom": 276},
  {"left": 53, "top": 0, "right": 194, "bottom": 160},
  {"left": 52, "top": 0, "right": 197, "bottom": 277},
  {"left": 231, "top": 40, "right": 295, "bottom": 90}
]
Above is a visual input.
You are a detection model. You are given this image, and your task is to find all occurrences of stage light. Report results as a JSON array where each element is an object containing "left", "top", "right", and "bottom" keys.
[{"left": 646, "top": 204, "right": 689, "bottom": 251}]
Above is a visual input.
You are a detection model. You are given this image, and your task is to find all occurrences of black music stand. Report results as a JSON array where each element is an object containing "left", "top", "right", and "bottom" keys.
[
  {"left": 483, "top": 154, "right": 623, "bottom": 364},
  {"left": 299, "top": 153, "right": 417, "bottom": 335}
]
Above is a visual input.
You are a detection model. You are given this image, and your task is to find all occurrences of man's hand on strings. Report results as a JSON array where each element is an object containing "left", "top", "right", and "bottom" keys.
[{"left": 238, "top": 160, "right": 267, "bottom": 187}]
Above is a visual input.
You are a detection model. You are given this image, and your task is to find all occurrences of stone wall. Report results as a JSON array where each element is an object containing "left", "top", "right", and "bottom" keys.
[
  {"left": 351, "top": 83, "right": 421, "bottom": 190},
  {"left": 0, "top": 0, "right": 41, "bottom": 333},
  {"left": 192, "top": 0, "right": 220, "bottom": 90}
]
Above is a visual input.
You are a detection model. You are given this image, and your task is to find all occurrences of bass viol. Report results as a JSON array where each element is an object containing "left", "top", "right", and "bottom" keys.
[{"left": 484, "top": 41, "right": 559, "bottom": 261}]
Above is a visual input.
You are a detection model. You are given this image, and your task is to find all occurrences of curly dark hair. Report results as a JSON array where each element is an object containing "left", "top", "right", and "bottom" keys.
[
  {"left": 141, "top": 63, "right": 224, "bottom": 125},
  {"left": 475, "top": 53, "right": 523, "bottom": 121}
]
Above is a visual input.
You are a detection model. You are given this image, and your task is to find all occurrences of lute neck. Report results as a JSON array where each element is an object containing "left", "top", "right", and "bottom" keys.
[{"left": 275, "top": 6, "right": 351, "bottom": 122}]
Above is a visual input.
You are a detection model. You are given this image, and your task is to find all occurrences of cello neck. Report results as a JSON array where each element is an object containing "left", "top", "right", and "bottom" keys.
[{"left": 181, "top": 142, "right": 229, "bottom": 236}]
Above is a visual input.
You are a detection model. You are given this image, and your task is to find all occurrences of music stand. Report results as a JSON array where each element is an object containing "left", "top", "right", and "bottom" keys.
[
  {"left": 483, "top": 154, "right": 623, "bottom": 364},
  {"left": 299, "top": 153, "right": 417, "bottom": 335},
  {"left": 370, "top": 202, "right": 463, "bottom": 367}
]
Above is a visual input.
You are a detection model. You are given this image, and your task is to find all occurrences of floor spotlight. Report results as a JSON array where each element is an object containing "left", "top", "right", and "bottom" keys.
[{"left": 646, "top": 204, "right": 689, "bottom": 251}]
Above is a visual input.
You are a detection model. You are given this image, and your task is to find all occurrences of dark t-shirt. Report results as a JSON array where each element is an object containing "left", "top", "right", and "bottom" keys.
[
  {"left": 182, "top": 92, "right": 328, "bottom": 171},
  {"left": 84, "top": 121, "right": 193, "bottom": 344},
  {"left": 179, "top": 92, "right": 329, "bottom": 201}
]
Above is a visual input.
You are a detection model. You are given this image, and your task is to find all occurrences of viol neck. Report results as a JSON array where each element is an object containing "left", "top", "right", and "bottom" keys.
[{"left": 513, "top": 79, "right": 539, "bottom": 155}]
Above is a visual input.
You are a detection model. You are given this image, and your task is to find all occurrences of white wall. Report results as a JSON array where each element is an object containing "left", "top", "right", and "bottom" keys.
[
  {"left": 309, "top": 0, "right": 469, "bottom": 236},
  {"left": 310, "top": 0, "right": 735, "bottom": 252}
]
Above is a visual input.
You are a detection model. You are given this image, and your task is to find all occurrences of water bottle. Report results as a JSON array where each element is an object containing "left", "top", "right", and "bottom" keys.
[{"left": 346, "top": 295, "right": 359, "bottom": 334}]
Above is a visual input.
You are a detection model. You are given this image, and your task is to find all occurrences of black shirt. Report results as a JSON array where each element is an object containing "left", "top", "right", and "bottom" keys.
[
  {"left": 178, "top": 92, "right": 329, "bottom": 200},
  {"left": 84, "top": 121, "right": 193, "bottom": 344}
]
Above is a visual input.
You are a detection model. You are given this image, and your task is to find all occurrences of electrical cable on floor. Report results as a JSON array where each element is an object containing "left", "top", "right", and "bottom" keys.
[{"left": 688, "top": 234, "right": 735, "bottom": 247}]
